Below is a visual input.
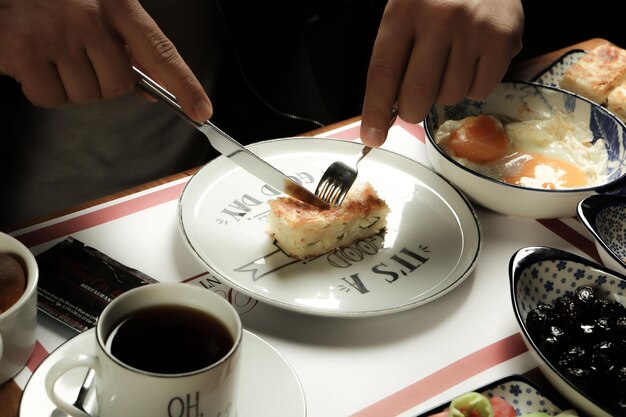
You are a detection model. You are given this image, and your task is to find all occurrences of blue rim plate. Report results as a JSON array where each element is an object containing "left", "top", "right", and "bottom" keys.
[{"left": 412, "top": 374, "right": 570, "bottom": 416}]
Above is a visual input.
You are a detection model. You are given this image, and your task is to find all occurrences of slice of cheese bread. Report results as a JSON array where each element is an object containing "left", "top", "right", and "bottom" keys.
[
  {"left": 560, "top": 44, "right": 626, "bottom": 104},
  {"left": 607, "top": 82, "right": 626, "bottom": 123},
  {"left": 267, "top": 182, "right": 390, "bottom": 259}
]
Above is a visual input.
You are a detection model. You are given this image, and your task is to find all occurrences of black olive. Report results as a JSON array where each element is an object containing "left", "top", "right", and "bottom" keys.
[
  {"left": 525, "top": 304, "right": 554, "bottom": 334},
  {"left": 590, "top": 341, "right": 616, "bottom": 375},
  {"left": 565, "top": 366, "right": 589, "bottom": 384},
  {"left": 555, "top": 297, "right": 580, "bottom": 322},
  {"left": 616, "top": 316, "right": 626, "bottom": 337},
  {"left": 525, "top": 286, "right": 626, "bottom": 412},
  {"left": 557, "top": 346, "right": 587, "bottom": 369},
  {"left": 595, "top": 316, "right": 612, "bottom": 332},
  {"left": 574, "top": 285, "right": 598, "bottom": 310}
]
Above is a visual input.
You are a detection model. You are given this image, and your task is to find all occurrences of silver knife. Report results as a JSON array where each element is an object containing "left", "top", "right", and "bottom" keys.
[{"left": 133, "top": 67, "right": 330, "bottom": 210}]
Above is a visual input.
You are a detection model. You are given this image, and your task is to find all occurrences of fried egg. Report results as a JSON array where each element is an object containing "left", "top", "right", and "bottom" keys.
[{"left": 435, "top": 113, "right": 608, "bottom": 189}]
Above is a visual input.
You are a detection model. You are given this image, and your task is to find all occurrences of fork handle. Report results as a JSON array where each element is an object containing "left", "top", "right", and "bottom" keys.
[{"left": 358, "top": 146, "right": 372, "bottom": 164}]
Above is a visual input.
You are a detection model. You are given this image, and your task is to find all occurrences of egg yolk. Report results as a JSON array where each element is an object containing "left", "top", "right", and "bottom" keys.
[
  {"left": 446, "top": 115, "right": 510, "bottom": 162},
  {"left": 502, "top": 153, "right": 589, "bottom": 189}
]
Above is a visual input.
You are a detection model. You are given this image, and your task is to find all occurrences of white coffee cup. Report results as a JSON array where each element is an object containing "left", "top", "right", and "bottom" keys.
[
  {"left": 0, "top": 232, "right": 39, "bottom": 385},
  {"left": 45, "top": 282, "right": 243, "bottom": 417}
]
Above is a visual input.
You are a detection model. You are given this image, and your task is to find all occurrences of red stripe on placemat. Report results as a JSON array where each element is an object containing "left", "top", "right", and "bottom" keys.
[
  {"left": 26, "top": 341, "right": 49, "bottom": 372},
  {"left": 325, "top": 120, "right": 426, "bottom": 143},
  {"left": 537, "top": 219, "right": 602, "bottom": 263},
  {"left": 325, "top": 123, "right": 362, "bottom": 141},
  {"left": 396, "top": 119, "right": 426, "bottom": 143},
  {"left": 182, "top": 271, "right": 210, "bottom": 283},
  {"left": 350, "top": 333, "right": 528, "bottom": 417},
  {"left": 15, "top": 182, "right": 186, "bottom": 248}
]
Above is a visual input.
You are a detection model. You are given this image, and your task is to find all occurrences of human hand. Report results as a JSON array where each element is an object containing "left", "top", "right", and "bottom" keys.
[
  {"left": 360, "top": 0, "right": 523, "bottom": 147},
  {"left": 0, "top": 0, "right": 212, "bottom": 122}
]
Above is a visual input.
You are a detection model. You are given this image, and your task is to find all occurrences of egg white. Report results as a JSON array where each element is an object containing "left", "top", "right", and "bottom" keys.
[{"left": 435, "top": 112, "right": 608, "bottom": 189}]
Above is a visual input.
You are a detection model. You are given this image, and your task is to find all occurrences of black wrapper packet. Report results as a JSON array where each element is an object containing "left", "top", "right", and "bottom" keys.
[{"left": 36, "top": 237, "right": 158, "bottom": 333}]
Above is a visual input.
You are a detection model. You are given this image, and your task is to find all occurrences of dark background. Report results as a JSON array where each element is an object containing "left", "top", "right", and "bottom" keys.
[{"left": 2, "top": 0, "right": 625, "bottom": 149}]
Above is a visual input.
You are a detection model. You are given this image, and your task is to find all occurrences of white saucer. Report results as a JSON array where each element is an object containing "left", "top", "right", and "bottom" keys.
[
  {"left": 179, "top": 137, "right": 482, "bottom": 317},
  {"left": 20, "top": 328, "right": 306, "bottom": 417}
]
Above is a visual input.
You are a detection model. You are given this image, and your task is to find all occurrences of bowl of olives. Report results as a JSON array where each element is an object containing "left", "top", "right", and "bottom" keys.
[{"left": 509, "top": 246, "right": 626, "bottom": 417}]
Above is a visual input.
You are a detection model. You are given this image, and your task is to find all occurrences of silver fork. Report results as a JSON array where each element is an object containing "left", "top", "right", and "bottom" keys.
[{"left": 315, "top": 104, "right": 399, "bottom": 207}]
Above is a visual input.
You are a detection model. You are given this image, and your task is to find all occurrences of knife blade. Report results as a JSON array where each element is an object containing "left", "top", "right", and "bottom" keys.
[{"left": 133, "top": 67, "right": 330, "bottom": 210}]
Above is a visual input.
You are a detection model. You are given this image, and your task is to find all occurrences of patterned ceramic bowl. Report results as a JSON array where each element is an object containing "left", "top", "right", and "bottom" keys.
[
  {"left": 510, "top": 246, "right": 626, "bottom": 417},
  {"left": 424, "top": 81, "right": 626, "bottom": 219},
  {"left": 414, "top": 374, "right": 571, "bottom": 416},
  {"left": 577, "top": 194, "right": 626, "bottom": 275}
]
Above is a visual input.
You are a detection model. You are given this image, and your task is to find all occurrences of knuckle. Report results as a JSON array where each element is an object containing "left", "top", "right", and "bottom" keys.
[
  {"left": 383, "top": 0, "right": 412, "bottom": 20},
  {"left": 148, "top": 33, "right": 179, "bottom": 65},
  {"left": 434, "top": 1, "right": 470, "bottom": 27}
]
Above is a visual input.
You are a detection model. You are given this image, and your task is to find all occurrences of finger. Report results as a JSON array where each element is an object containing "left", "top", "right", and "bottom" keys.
[
  {"left": 85, "top": 34, "right": 135, "bottom": 100},
  {"left": 106, "top": 0, "right": 212, "bottom": 122},
  {"left": 56, "top": 50, "right": 102, "bottom": 104},
  {"left": 360, "top": 20, "right": 411, "bottom": 147},
  {"left": 397, "top": 35, "right": 449, "bottom": 124},
  {"left": 435, "top": 42, "right": 477, "bottom": 105},
  {"left": 467, "top": 48, "right": 512, "bottom": 100},
  {"left": 19, "top": 62, "right": 67, "bottom": 108}
]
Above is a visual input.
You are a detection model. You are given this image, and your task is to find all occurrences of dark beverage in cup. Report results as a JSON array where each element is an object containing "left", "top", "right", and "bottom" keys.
[{"left": 106, "top": 304, "right": 234, "bottom": 374}]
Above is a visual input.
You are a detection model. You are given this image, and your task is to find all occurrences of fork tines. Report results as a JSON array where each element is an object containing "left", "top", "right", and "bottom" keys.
[{"left": 314, "top": 161, "right": 356, "bottom": 207}]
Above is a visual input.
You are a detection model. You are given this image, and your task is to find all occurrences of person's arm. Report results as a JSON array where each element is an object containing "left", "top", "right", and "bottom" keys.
[
  {"left": 0, "top": 0, "right": 212, "bottom": 122},
  {"left": 360, "top": 0, "right": 524, "bottom": 147}
]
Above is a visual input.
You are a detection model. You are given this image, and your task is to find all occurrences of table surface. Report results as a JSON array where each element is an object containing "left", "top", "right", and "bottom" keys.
[{"left": 0, "top": 37, "right": 612, "bottom": 417}]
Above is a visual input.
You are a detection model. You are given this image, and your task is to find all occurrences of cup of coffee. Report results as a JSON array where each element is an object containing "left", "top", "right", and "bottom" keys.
[
  {"left": 0, "top": 232, "right": 39, "bottom": 384},
  {"left": 45, "top": 282, "right": 242, "bottom": 417}
]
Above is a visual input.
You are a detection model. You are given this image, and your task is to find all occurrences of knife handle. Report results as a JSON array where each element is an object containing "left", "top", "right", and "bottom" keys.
[{"left": 133, "top": 66, "right": 203, "bottom": 129}]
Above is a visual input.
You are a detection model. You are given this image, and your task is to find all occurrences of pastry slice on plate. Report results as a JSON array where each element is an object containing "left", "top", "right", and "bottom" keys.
[{"left": 268, "top": 182, "right": 390, "bottom": 259}]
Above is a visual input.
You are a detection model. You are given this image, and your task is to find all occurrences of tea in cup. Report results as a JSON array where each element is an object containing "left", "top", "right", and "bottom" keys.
[
  {"left": 46, "top": 282, "right": 242, "bottom": 417},
  {"left": 0, "top": 232, "right": 38, "bottom": 384}
]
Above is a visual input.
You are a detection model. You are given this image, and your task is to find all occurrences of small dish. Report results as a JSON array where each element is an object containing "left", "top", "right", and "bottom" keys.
[
  {"left": 20, "top": 328, "right": 306, "bottom": 417},
  {"left": 509, "top": 246, "right": 626, "bottom": 417},
  {"left": 577, "top": 194, "right": 626, "bottom": 275},
  {"left": 424, "top": 81, "right": 626, "bottom": 219},
  {"left": 413, "top": 374, "right": 570, "bottom": 416}
]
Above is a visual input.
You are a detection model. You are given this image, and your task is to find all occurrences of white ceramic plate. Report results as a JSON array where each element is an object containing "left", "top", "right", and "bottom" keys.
[
  {"left": 178, "top": 137, "right": 482, "bottom": 317},
  {"left": 20, "top": 329, "right": 306, "bottom": 417}
]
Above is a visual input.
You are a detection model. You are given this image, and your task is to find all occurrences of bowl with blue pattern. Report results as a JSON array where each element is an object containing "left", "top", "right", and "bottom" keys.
[
  {"left": 532, "top": 49, "right": 587, "bottom": 88},
  {"left": 414, "top": 374, "right": 573, "bottom": 416},
  {"left": 424, "top": 81, "right": 626, "bottom": 219},
  {"left": 578, "top": 194, "right": 626, "bottom": 275},
  {"left": 510, "top": 246, "right": 626, "bottom": 417}
]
